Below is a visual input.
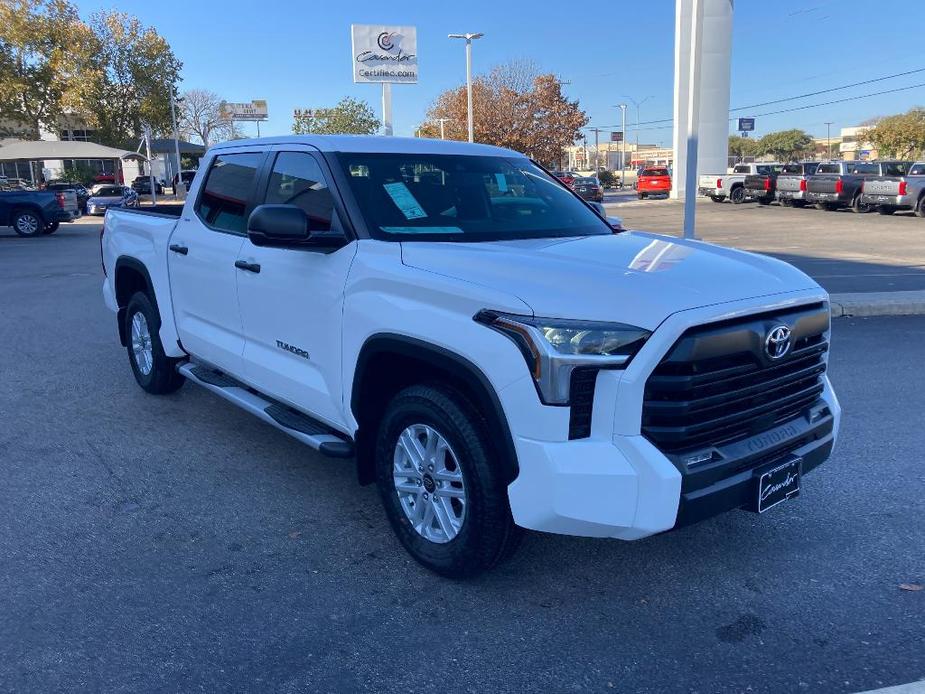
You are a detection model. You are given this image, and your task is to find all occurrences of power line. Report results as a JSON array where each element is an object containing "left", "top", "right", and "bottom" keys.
[
  {"left": 730, "top": 67, "right": 925, "bottom": 111},
  {"left": 588, "top": 67, "right": 925, "bottom": 130}
]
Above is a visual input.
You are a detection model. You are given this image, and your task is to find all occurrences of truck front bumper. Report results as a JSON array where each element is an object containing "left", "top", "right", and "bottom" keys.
[{"left": 504, "top": 290, "right": 841, "bottom": 540}]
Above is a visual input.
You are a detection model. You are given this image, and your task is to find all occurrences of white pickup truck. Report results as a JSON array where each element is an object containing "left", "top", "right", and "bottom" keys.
[
  {"left": 101, "top": 136, "right": 841, "bottom": 577},
  {"left": 698, "top": 162, "right": 783, "bottom": 204}
]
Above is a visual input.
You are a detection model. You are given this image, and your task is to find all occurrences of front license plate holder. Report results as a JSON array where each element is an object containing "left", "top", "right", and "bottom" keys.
[{"left": 749, "top": 457, "right": 802, "bottom": 513}]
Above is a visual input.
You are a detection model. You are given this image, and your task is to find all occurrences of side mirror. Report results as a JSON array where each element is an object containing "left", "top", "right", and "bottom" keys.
[{"left": 247, "top": 204, "right": 310, "bottom": 246}]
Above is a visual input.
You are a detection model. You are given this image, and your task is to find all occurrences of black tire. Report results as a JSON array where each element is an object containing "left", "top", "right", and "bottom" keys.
[
  {"left": 915, "top": 197, "right": 925, "bottom": 218},
  {"left": 638, "top": 193, "right": 647, "bottom": 200},
  {"left": 878, "top": 206, "right": 896, "bottom": 215},
  {"left": 42, "top": 221, "right": 60, "bottom": 234},
  {"left": 710, "top": 196, "right": 725, "bottom": 203},
  {"left": 375, "top": 384, "right": 522, "bottom": 578},
  {"left": 792, "top": 200, "right": 806, "bottom": 208},
  {"left": 11, "top": 209, "right": 43, "bottom": 237},
  {"left": 124, "top": 292, "right": 185, "bottom": 395},
  {"left": 730, "top": 186, "right": 746, "bottom": 204},
  {"left": 851, "top": 194, "right": 870, "bottom": 214}
]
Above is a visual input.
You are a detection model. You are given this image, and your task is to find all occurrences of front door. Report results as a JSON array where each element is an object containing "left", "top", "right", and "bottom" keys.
[
  {"left": 236, "top": 149, "right": 356, "bottom": 429},
  {"left": 169, "top": 150, "right": 264, "bottom": 377}
]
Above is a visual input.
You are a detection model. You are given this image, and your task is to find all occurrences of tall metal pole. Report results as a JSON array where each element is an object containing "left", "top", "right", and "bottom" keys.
[
  {"left": 682, "top": 0, "right": 704, "bottom": 240},
  {"left": 436, "top": 117, "right": 450, "bottom": 139},
  {"left": 824, "top": 121, "right": 833, "bottom": 159},
  {"left": 465, "top": 39, "right": 474, "bottom": 142},
  {"left": 449, "top": 33, "right": 483, "bottom": 143},
  {"left": 170, "top": 90, "right": 182, "bottom": 197},
  {"left": 590, "top": 127, "right": 601, "bottom": 171},
  {"left": 618, "top": 104, "right": 627, "bottom": 188},
  {"left": 381, "top": 83, "right": 393, "bottom": 136}
]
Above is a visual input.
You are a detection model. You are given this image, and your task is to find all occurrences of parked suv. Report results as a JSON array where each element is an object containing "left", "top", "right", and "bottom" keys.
[{"left": 101, "top": 136, "right": 840, "bottom": 577}]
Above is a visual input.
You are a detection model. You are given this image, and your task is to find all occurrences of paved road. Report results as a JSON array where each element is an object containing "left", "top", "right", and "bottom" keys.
[
  {"left": 1, "top": 222, "right": 923, "bottom": 693},
  {"left": 604, "top": 194, "right": 925, "bottom": 294}
]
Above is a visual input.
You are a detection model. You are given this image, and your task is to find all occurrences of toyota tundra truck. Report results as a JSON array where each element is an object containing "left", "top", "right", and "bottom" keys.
[
  {"left": 698, "top": 162, "right": 782, "bottom": 204},
  {"left": 100, "top": 136, "right": 841, "bottom": 577},
  {"left": 807, "top": 160, "right": 911, "bottom": 212},
  {"left": 860, "top": 161, "right": 925, "bottom": 216},
  {"left": 775, "top": 162, "right": 821, "bottom": 207}
]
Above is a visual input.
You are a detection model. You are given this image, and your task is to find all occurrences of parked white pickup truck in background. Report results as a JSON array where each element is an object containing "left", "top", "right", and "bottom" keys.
[
  {"left": 101, "top": 136, "right": 841, "bottom": 577},
  {"left": 698, "top": 162, "right": 783, "bottom": 204}
]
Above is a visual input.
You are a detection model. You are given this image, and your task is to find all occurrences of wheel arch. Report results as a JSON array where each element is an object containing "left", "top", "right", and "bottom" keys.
[
  {"left": 113, "top": 256, "right": 158, "bottom": 346},
  {"left": 350, "top": 334, "right": 519, "bottom": 487}
]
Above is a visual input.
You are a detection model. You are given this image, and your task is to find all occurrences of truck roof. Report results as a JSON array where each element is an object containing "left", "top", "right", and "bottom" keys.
[{"left": 210, "top": 135, "right": 525, "bottom": 158}]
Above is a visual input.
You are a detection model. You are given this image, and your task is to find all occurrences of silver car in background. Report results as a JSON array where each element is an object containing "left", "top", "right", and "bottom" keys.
[{"left": 86, "top": 185, "right": 139, "bottom": 215}]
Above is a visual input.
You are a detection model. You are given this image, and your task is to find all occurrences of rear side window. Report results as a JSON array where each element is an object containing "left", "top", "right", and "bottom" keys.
[
  {"left": 850, "top": 162, "right": 878, "bottom": 175},
  {"left": 909, "top": 163, "right": 925, "bottom": 176},
  {"left": 733, "top": 165, "right": 751, "bottom": 174},
  {"left": 756, "top": 166, "right": 771, "bottom": 175},
  {"left": 880, "top": 162, "right": 910, "bottom": 176},
  {"left": 817, "top": 163, "right": 839, "bottom": 174},
  {"left": 264, "top": 152, "right": 335, "bottom": 231},
  {"left": 196, "top": 153, "right": 262, "bottom": 233}
]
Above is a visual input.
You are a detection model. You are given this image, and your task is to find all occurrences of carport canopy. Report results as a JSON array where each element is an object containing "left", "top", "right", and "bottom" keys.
[{"left": 0, "top": 139, "right": 147, "bottom": 164}]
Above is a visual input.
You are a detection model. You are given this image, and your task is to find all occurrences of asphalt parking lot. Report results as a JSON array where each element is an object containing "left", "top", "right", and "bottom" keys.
[
  {"left": 605, "top": 194, "right": 925, "bottom": 294},
  {"left": 1, "top": 221, "right": 923, "bottom": 693}
]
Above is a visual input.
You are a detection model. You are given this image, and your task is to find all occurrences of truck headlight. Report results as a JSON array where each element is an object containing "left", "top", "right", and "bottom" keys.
[{"left": 475, "top": 310, "right": 650, "bottom": 405}]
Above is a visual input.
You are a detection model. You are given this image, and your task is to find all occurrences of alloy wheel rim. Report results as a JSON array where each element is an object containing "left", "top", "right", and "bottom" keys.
[
  {"left": 130, "top": 312, "right": 154, "bottom": 376},
  {"left": 393, "top": 423, "right": 467, "bottom": 544},
  {"left": 16, "top": 215, "right": 39, "bottom": 234}
]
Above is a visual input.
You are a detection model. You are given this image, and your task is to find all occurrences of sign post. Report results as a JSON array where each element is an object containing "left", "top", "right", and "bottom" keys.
[{"left": 351, "top": 25, "right": 418, "bottom": 136}]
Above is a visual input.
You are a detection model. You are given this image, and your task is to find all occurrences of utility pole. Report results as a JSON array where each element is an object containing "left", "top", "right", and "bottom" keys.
[
  {"left": 170, "top": 89, "right": 183, "bottom": 198},
  {"left": 623, "top": 95, "right": 653, "bottom": 152},
  {"left": 589, "top": 127, "right": 603, "bottom": 172},
  {"left": 448, "top": 33, "right": 484, "bottom": 142},
  {"left": 824, "top": 121, "right": 834, "bottom": 159},
  {"left": 436, "top": 117, "right": 451, "bottom": 140},
  {"left": 616, "top": 104, "right": 627, "bottom": 188}
]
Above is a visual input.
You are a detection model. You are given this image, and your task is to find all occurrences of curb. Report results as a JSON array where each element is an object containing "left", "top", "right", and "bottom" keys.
[{"left": 829, "top": 290, "right": 925, "bottom": 318}]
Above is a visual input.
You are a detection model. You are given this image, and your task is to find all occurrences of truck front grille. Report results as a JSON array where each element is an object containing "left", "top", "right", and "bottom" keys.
[{"left": 641, "top": 303, "right": 829, "bottom": 454}]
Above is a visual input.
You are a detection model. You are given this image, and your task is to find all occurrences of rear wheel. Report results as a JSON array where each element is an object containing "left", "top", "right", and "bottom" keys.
[
  {"left": 375, "top": 384, "right": 522, "bottom": 578},
  {"left": 730, "top": 186, "right": 746, "bottom": 204},
  {"left": 42, "top": 221, "right": 60, "bottom": 234},
  {"left": 851, "top": 194, "right": 871, "bottom": 214},
  {"left": 124, "top": 292, "right": 185, "bottom": 395},
  {"left": 11, "top": 209, "right": 43, "bottom": 237},
  {"left": 916, "top": 197, "right": 925, "bottom": 218}
]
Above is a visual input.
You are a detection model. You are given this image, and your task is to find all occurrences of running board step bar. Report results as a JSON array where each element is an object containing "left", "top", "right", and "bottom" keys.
[{"left": 178, "top": 363, "right": 354, "bottom": 459}]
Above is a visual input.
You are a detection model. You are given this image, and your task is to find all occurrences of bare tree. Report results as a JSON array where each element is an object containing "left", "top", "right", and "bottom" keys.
[{"left": 177, "top": 88, "right": 236, "bottom": 147}]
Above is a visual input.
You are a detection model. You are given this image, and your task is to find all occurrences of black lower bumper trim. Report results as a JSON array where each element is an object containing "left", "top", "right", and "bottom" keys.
[{"left": 673, "top": 433, "right": 834, "bottom": 528}]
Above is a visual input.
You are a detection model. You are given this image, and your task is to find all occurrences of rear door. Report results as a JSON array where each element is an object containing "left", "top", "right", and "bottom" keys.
[
  {"left": 235, "top": 146, "right": 357, "bottom": 428},
  {"left": 168, "top": 150, "right": 265, "bottom": 376}
]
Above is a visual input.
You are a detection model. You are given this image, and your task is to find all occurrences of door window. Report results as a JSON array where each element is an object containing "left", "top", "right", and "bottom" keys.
[
  {"left": 195, "top": 153, "right": 262, "bottom": 234},
  {"left": 264, "top": 152, "right": 335, "bottom": 231}
]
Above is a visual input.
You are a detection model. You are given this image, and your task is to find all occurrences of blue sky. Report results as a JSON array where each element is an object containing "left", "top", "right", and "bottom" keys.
[{"left": 78, "top": 0, "right": 925, "bottom": 143}]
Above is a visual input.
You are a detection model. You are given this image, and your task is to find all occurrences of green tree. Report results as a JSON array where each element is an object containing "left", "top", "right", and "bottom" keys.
[
  {"left": 756, "top": 129, "right": 814, "bottom": 162},
  {"left": 292, "top": 96, "right": 380, "bottom": 135},
  {"left": 728, "top": 134, "right": 757, "bottom": 161},
  {"left": 864, "top": 108, "right": 925, "bottom": 159},
  {"left": 74, "top": 11, "right": 182, "bottom": 146},
  {"left": 0, "top": 0, "right": 91, "bottom": 138}
]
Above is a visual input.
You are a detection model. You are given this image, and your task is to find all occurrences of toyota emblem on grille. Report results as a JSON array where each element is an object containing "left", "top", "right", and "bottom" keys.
[{"left": 765, "top": 325, "right": 792, "bottom": 360}]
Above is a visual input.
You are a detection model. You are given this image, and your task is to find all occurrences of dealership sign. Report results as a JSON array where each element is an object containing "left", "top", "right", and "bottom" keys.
[
  {"left": 351, "top": 24, "right": 418, "bottom": 84},
  {"left": 737, "top": 117, "right": 755, "bottom": 132},
  {"left": 221, "top": 100, "right": 268, "bottom": 122}
]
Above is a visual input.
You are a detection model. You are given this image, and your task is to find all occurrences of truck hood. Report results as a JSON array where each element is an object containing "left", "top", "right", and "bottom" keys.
[{"left": 400, "top": 232, "right": 820, "bottom": 330}]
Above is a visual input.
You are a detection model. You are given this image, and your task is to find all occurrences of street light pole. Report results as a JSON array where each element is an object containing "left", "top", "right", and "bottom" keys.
[
  {"left": 436, "top": 117, "right": 451, "bottom": 140},
  {"left": 616, "top": 104, "right": 627, "bottom": 188},
  {"left": 824, "top": 121, "right": 834, "bottom": 159},
  {"left": 622, "top": 94, "right": 653, "bottom": 155},
  {"left": 449, "top": 32, "right": 484, "bottom": 143}
]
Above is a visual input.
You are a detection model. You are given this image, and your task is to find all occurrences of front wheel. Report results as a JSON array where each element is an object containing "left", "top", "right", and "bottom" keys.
[
  {"left": 11, "top": 210, "right": 43, "bottom": 237},
  {"left": 638, "top": 193, "right": 647, "bottom": 200},
  {"left": 375, "top": 384, "right": 522, "bottom": 578},
  {"left": 710, "top": 196, "right": 725, "bottom": 203},
  {"left": 124, "top": 292, "right": 185, "bottom": 395}
]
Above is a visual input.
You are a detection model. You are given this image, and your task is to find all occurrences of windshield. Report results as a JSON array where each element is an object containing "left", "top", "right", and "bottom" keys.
[
  {"left": 95, "top": 186, "right": 122, "bottom": 196},
  {"left": 336, "top": 153, "right": 610, "bottom": 242}
]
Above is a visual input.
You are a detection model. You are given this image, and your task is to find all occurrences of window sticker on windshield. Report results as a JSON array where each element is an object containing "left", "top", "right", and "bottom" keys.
[
  {"left": 383, "top": 182, "right": 427, "bottom": 219},
  {"left": 380, "top": 226, "right": 461, "bottom": 234},
  {"left": 494, "top": 173, "right": 508, "bottom": 192}
]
